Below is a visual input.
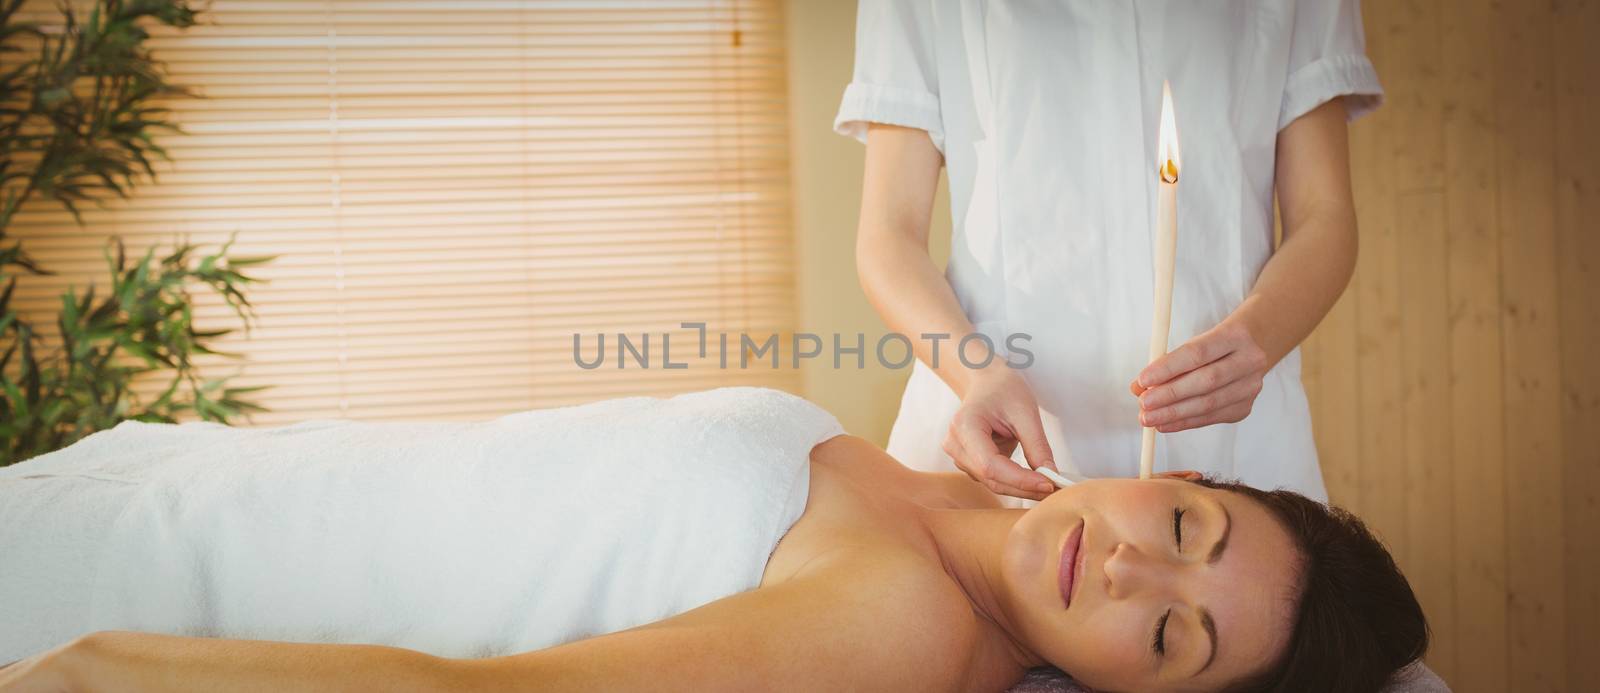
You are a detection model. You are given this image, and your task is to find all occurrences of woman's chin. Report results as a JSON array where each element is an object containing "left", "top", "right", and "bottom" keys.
[{"left": 999, "top": 520, "right": 1048, "bottom": 595}]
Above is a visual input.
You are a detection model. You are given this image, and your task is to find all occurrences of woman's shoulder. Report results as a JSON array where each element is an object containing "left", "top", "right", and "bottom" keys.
[
  {"left": 792, "top": 543, "right": 1035, "bottom": 692},
  {"left": 799, "top": 544, "right": 981, "bottom": 652},
  {"left": 810, "top": 434, "right": 1003, "bottom": 510}
]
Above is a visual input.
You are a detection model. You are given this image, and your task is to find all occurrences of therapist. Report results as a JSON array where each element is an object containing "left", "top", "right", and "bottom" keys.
[{"left": 838, "top": 0, "right": 1383, "bottom": 503}]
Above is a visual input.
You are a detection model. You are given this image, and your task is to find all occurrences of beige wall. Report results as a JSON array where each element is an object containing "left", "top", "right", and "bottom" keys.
[
  {"left": 783, "top": 1, "right": 1600, "bottom": 692},
  {"left": 783, "top": 0, "right": 949, "bottom": 446}
]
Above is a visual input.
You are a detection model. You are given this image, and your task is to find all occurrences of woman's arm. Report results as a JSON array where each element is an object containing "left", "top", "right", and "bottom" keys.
[
  {"left": 856, "top": 124, "right": 1057, "bottom": 500},
  {"left": 0, "top": 631, "right": 459, "bottom": 692},
  {"left": 1132, "top": 97, "right": 1359, "bottom": 432},
  {"left": 4, "top": 560, "right": 977, "bottom": 693},
  {"left": 467, "top": 558, "right": 978, "bottom": 692}
]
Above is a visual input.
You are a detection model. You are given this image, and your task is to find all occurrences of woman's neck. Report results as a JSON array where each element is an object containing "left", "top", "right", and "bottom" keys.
[{"left": 914, "top": 505, "right": 1047, "bottom": 673}]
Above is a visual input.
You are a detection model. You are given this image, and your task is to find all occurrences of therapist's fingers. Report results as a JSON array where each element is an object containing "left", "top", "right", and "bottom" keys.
[
  {"left": 976, "top": 450, "right": 1055, "bottom": 501},
  {"left": 1135, "top": 320, "right": 1262, "bottom": 390},
  {"left": 1151, "top": 399, "right": 1256, "bottom": 434},
  {"left": 1141, "top": 374, "right": 1262, "bottom": 428},
  {"left": 1139, "top": 348, "right": 1262, "bottom": 412},
  {"left": 950, "top": 419, "right": 1053, "bottom": 500},
  {"left": 1004, "top": 403, "right": 1058, "bottom": 474},
  {"left": 941, "top": 429, "right": 980, "bottom": 474},
  {"left": 1135, "top": 330, "right": 1229, "bottom": 389}
]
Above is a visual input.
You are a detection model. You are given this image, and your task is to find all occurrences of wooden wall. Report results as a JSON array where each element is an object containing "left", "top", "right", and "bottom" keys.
[{"left": 1300, "top": 1, "right": 1599, "bottom": 691}]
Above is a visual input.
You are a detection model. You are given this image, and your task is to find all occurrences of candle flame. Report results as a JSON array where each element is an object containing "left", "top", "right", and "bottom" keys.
[{"left": 1158, "top": 80, "right": 1180, "bottom": 183}]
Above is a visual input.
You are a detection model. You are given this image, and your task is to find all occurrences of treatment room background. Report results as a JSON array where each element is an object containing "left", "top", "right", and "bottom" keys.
[{"left": 1, "top": 1, "right": 1595, "bottom": 692}]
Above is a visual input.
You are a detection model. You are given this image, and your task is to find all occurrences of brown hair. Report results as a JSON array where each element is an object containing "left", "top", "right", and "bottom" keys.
[{"left": 1195, "top": 478, "right": 1430, "bottom": 693}]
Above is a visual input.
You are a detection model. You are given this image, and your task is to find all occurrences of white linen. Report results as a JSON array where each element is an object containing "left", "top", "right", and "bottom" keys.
[
  {"left": 0, "top": 387, "right": 845, "bottom": 662},
  {"left": 835, "top": 0, "right": 1384, "bottom": 501}
]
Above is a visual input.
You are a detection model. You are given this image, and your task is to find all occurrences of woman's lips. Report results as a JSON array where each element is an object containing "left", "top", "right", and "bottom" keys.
[{"left": 1058, "top": 519, "right": 1085, "bottom": 609}]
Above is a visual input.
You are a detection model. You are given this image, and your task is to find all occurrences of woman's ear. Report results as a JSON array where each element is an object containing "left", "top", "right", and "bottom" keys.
[{"left": 1154, "top": 470, "right": 1204, "bottom": 481}]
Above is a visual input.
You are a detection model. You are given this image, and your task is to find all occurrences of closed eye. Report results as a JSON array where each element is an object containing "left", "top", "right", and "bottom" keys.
[
  {"left": 1152, "top": 608, "right": 1171, "bottom": 656},
  {"left": 1172, "top": 507, "right": 1187, "bottom": 552}
]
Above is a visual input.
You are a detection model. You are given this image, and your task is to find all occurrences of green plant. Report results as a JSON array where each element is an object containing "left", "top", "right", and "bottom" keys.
[
  {"left": 1, "top": 234, "right": 274, "bottom": 464},
  {"left": 0, "top": 0, "right": 276, "bottom": 465}
]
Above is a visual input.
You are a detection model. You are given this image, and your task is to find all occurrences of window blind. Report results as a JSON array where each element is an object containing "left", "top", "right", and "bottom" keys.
[{"left": 6, "top": 0, "right": 800, "bottom": 424}]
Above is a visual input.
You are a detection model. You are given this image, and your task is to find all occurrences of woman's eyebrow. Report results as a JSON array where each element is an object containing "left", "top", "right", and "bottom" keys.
[
  {"left": 1207, "top": 500, "right": 1232, "bottom": 565},
  {"left": 1196, "top": 609, "right": 1219, "bottom": 675},
  {"left": 1193, "top": 500, "right": 1231, "bottom": 677}
]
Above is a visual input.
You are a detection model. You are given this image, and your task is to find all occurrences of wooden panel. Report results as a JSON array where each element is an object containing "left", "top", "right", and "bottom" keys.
[
  {"left": 1351, "top": 0, "right": 1408, "bottom": 560},
  {"left": 1554, "top": 1, "right": 1600, "bottom": 691},
  {"left": 1301, "top": 0, "right": 1600, "bottom": 689},
  {"left": 1439, "top": 0, "right": 1509, "bottom": 689},
  {"left": 1386, "top": 0, "right": 1458, "bottom": 679},
  {"left": 1398, "top": 186, "right": 1457, "bottom": 681},
  {"left": 1307, "top": 255, "right": 1362, "bottom": 508},
  {"left": 1492, "top": 1, "right": 1567, "bottom": 690}
]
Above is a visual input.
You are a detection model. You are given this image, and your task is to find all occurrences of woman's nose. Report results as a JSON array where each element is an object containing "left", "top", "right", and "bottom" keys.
[{"left": 1103, "top": 541, "right": 1178, "bottom": 600}]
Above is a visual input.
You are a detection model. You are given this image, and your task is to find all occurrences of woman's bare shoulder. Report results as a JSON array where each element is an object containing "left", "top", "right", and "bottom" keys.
[
  {"left": 811, "top": 435, "right": 1003, "bottom": 510},
  {"left": 797, "top": 547, "right": 983, "bottom": 662}
]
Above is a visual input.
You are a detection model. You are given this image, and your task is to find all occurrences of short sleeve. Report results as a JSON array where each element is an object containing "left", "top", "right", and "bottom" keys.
[
  {"left": 1278, "top": 0, "right": 1384, "bottom": 131},
  {"left": 832, "top": 0, "right": 945, "bottom": 154}
]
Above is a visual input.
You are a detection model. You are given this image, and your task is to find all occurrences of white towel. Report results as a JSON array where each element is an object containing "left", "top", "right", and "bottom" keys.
[{"left": 0, "top": 386, "right": 845, "bottom": 662}]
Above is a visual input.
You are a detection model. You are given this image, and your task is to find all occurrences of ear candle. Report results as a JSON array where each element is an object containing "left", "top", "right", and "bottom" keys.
[{"left": 1140, "top": 81, "right": 1181, "bottom": 480}]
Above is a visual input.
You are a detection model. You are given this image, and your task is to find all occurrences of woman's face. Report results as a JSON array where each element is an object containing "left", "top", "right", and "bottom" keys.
[{"left": 1000, "top": 477, "right": 1301, "bottom": 693}]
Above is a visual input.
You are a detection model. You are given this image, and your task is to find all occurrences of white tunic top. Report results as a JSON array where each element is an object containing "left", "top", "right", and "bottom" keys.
[{"left": 835, "top": 0, "right": 1383, "bottom": 500}]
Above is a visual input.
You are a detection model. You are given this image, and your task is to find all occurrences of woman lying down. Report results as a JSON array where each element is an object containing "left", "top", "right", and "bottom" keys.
[{"left": 0, "top": 387, "right": 1427, "bottom": 692}]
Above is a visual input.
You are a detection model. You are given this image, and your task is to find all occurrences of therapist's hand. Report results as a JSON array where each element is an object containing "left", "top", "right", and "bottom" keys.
[
  {"left": 1130, "top": 318, "right": 1270, "bottom": 433},
  {"left": 945, "top": 366, "right": 1059, "bottom": 501}
]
